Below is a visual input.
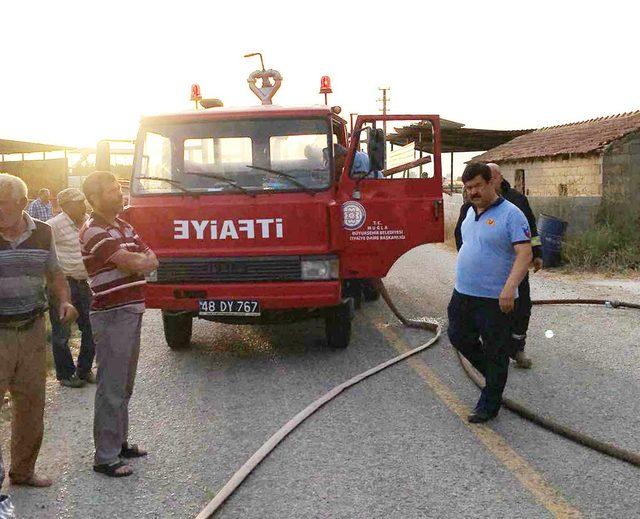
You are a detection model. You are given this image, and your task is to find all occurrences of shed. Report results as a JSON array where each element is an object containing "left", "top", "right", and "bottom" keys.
[
  {"left": 0, "top": 139, "right": 75, "bottom": 199},
  {"left": 471, "top": 110, "right": 640, "bottom": 234}
]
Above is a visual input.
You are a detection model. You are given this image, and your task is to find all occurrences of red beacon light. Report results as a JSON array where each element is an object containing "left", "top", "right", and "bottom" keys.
[
  {"left": 319, "top": 76, "right": 333, "bottom": 95},
  {"left": 190, "top": 83, "right": 202, "bottom": 101}
]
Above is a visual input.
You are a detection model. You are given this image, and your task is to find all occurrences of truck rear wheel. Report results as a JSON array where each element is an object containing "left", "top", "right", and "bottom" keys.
[
  {"left": 325, "top": 302, "right": 352, "bottom": 349},
  {"left": 162, "top": 311, "right": 193, "bottom": 350}
]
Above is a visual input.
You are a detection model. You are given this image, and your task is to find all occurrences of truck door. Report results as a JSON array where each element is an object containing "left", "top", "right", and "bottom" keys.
[{"left": 337, "top": 115, "right": 444, "bottom": 279}]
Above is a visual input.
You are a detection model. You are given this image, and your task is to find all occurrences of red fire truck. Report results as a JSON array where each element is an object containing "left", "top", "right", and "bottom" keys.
[{"left": 105, "top": 69, "right": 444, "bottom": 350}]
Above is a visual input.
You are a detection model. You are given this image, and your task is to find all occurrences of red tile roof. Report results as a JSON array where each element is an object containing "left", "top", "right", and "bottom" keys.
[{"left": 473, "top": 110, "right": 640, "bottom": 163}]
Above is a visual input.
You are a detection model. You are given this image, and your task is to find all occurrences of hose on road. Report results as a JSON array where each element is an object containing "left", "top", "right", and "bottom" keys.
[
  {"left": 196, "top": 289, "right": 640, "bottom": 518},
  {"left": 195, "top": 282, "right": 441, "bottom": 518},
  {"left": 456, "top": 297, "right": 640, "bottom": 468}
]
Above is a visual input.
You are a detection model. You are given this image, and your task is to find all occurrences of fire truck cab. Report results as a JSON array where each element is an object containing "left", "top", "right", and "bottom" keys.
[{"left": 111, "top": 71, "right": 444, "bottom": 350}]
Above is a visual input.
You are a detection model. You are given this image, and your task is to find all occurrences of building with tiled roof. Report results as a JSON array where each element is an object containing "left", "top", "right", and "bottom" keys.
[
  {"left": 471, "top": 110, "right": 640, "bottom": 235},
  {"left": 473, "top": 110, "right": 640, "bottom": 164}
]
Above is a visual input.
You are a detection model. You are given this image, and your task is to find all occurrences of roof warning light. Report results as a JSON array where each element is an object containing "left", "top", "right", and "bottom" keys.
[{"left": 319, "top": 76, "right": 333, "bottom": 94}]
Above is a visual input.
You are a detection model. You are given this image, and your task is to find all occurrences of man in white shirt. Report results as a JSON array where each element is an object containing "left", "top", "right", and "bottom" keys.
[{"left": 47, "top": 188, "right": 95, "bottom": 388}]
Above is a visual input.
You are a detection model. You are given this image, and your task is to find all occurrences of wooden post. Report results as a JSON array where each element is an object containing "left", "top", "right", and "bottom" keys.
[{"left": 450, "top": 151, "right": 454, "bottom": 193}]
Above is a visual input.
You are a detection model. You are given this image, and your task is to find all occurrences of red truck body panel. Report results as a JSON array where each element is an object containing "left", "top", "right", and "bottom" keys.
[
  {"left": 146, "top": 280, "right": 340, "bottom": 312},
  {"left": 126, "top": 107, "right": 443, "bottom": 314}
]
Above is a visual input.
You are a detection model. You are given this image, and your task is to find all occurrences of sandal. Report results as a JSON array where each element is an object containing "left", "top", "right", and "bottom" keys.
[
  {"left": 93, "top": 461, "right": 133, "bottom": 478},
  {"left": 120, "top": 442, "right": 148, "bottom": 458}
]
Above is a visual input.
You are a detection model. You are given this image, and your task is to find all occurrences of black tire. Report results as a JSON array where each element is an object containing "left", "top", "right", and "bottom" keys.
[
  {"left": 325, "top": 303, "right": 352, "bottom": 349},
  {"left": 343, "top": 280, "right": 364, "bottom": 310},
  {"left": 361, "top": 279, "right": 381, "bottom": 302},
  {"left": 162, "top": 311, "right": 193, "bottom": 350},
  {"left": 353, "top": 289, "right": 364, "bottom": 310}
]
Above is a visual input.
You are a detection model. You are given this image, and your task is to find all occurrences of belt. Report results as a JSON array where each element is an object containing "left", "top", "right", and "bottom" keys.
[
  {"left": 0, "top": 309, "right": 45, "bottom": 330},
  {"left": 0, "top": 316, "right": 39, "bottom": 331}
]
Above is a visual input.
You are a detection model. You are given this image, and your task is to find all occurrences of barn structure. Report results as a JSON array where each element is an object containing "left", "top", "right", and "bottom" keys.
[
  {"left": 472, "top": 110, "right": 640, "bottom": 234},
  {"left": 0, "top": 139, "right": 75, "bottom": 201}
]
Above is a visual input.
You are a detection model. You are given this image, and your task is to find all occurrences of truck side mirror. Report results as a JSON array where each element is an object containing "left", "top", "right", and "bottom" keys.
[
  {"left": 96, "top": 140, "right": 111, "bottom": 171},
  {"left": 367, "top": 128, "right": 385, "bottom": 172}
]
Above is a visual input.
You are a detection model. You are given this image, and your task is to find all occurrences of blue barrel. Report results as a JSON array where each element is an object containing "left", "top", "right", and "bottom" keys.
[{"left": 538, "top": 214, "right": 568, "bottom": 267}]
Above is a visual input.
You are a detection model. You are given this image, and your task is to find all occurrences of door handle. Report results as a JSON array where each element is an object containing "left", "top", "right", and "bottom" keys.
[{"left": 433, "top": 200, "right": 442, "bottom": 220}]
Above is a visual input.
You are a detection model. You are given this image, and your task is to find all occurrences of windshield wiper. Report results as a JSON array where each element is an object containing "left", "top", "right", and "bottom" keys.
[
  {"left": 184, "top": 171, "right": 256, "bottom": 197},
  {"left": 136, "top": 176, "right": 197, "bottom": 195},
  {"left": 245, "top": 165, "right": 316, "bottom": 196}
]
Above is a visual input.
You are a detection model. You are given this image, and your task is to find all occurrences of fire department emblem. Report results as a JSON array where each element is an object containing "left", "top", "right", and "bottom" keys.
[{"left": 342, "top": 201, "right": 366, "bottom": 231}]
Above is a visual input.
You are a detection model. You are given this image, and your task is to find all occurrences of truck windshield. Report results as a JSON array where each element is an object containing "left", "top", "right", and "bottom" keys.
[{"left": 132, "top": 118, "right": 332, "bottom": 195}]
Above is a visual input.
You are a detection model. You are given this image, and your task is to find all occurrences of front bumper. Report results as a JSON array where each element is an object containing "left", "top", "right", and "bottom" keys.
[{"left": 145, "top": 281, "right": 342, "bottom": 312}]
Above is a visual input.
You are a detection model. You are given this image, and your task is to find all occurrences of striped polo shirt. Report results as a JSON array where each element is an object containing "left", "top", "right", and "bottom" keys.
[
  {"left": 79, "top": 213, "right": 149, "bottom": 312},
  {"left": 0, "top": 212, "right": 60, "bottom": 321},
  {"left": 47, "top": 211, "right": 89, "bottom": 280}
]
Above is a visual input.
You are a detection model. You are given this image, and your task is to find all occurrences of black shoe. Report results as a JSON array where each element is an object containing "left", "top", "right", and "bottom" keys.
[
  {"left": 59, "top": 375, "right": 86, "bottom": 388},
  {"left": 468, "top": 408, "right": 499, "bottom": 423}
]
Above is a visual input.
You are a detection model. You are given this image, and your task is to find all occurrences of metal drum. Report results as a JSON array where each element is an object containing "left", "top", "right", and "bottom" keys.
[{"left": 538, "top": 213, "right": 568, "bottom": 267}]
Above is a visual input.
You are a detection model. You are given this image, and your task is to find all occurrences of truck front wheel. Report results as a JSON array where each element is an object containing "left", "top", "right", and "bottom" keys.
[
  {"left": 162, "top": 311, "right": 193, "bottom": 350},
  {"left": 362, "top": 278, "right": 381, "bottom": 302},
  {"left": 325, "top": 302, "right": 353, "bottom": 349}
]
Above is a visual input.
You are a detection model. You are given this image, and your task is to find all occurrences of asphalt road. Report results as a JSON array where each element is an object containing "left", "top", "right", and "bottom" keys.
[{"left": 2, "top": 244, "right": 640, "bottom": 518}]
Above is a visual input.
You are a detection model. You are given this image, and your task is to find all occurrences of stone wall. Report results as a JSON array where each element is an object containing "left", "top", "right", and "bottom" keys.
[
  {"left": 602, "top": 131, "right": 640, "bottom": 202},
  {"left": 498, "top": 155, "right": 602, "bottom": 197},
  {"left": 527, "top": 196, "right": 601, "bottom": 237},
  {"left": 441, "top": 189, "right": 600, "bottom": 237}
]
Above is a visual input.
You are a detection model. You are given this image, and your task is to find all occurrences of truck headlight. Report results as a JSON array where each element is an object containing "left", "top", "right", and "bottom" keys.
[
  {"left": 145, "top": 269, "right": 158, "bottom": 282},
  {"left": 301, "top": 258, "right": 339, "bottom": 280}
]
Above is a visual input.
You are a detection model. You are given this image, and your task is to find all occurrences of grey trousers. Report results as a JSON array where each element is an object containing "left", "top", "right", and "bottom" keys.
[{"left": 90, "top": 307, "right": 143, "bottom": 466}]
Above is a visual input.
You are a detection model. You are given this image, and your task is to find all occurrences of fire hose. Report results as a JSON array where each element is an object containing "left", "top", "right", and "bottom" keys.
[
  {"left": 457, "top": 297, "right": 640, "bottom": 467},
  {"left": 196, "top": 286, "right": 640, "bottom": 518}
]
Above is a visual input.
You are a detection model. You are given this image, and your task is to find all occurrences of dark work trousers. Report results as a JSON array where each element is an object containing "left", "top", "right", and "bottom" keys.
[
  {"left": 48, "top": 278, "right": 95, "bottom": 380},
  {"left": 511, "top": 274, "right": 532, "bottom": 357},
  {"left": 447, "top": 290, "right": 513, "bottom": 413}
]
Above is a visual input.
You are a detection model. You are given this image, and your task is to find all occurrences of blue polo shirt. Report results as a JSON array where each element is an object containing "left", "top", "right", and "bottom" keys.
[
  {"left": 455, "top": 197, "right": 531, "bottom": 299},
  {"left": 352, "top": 150, "right": 370, "bottom": 173}
]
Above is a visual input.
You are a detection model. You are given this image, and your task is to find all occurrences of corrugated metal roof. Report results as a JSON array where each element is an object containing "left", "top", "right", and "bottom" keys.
[
  {"left": 0, "top": 139, "right": 74, "bottom": 155},
  {"left": 389, "top": 122, "right": 532, "bottom": 153},
  {"left": 472, "top": 110, "right": 640, "bottom": 163}
]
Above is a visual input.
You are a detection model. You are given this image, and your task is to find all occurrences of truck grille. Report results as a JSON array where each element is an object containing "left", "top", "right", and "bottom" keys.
[{"left": 155, "top": 256, "right": 302, "bottom": 283}]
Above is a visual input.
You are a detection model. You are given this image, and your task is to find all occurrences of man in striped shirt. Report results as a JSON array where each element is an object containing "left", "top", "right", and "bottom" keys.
[
  {"left": 80, "top": 171, "right": 158, "bottom": 478},
  {"left": 0, "top": 173, "right": 78, "bottom": 488},
  {"left": 47, "top": 188, "right": 95, "bottom": 387}
]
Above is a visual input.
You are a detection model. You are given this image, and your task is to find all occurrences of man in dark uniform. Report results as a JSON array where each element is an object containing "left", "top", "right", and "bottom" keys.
[{"left": 454, "top": 163, "right": 542, "bottom": 368}]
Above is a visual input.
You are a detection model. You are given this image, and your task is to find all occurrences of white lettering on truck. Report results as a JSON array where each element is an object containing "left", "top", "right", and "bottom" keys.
[{"left": 173, "top": 218, "right": 284, "bottom": 240}]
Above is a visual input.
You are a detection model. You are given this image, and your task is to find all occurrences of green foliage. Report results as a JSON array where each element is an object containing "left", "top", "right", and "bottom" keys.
[{"left": 562, "top": 198, "right": 640, "bottom": 271}]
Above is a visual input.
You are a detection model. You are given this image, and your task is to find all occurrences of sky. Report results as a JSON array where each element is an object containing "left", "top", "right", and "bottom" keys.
[{"left": 2, "top": 0, "right": 639, "bottom": 170}]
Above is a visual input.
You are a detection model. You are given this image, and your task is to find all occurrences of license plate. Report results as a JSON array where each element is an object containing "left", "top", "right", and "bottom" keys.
[{"left": 198, "top": 299, "right": 261, "bottom": 316}]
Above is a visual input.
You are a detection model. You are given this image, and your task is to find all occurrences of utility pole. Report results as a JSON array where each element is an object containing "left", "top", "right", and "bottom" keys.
[{"left": 377, "top": 87, "right": 390, "bottom": 134}]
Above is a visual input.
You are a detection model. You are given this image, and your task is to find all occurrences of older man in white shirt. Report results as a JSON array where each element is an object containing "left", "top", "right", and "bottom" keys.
[{"left": 47, "top": 188, "right": 96, "bottom": 387}]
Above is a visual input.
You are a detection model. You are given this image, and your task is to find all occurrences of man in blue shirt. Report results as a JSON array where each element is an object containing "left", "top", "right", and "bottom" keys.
[
  {"left": 448, "top": 162, "right": 532, "bottom": 423},
  {"left": 328, "top": 144, "right": 385, "bottom": 179}
]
